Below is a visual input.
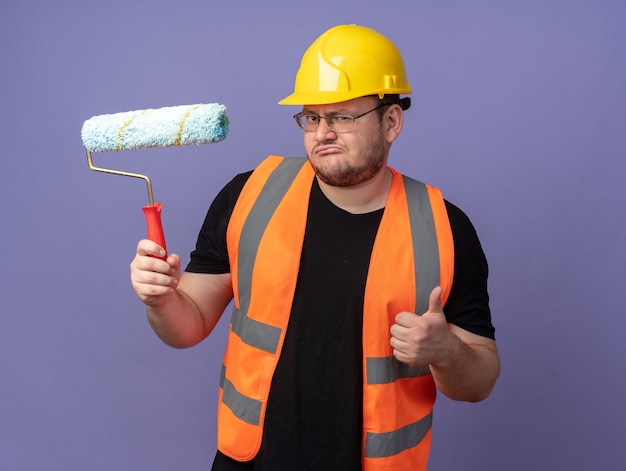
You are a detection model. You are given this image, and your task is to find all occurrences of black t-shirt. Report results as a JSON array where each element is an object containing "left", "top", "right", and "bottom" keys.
[{"left": 186, "top": 171, "right": 495, "bottom": 471}]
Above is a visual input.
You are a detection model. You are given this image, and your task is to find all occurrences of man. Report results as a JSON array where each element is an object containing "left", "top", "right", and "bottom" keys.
[{"left": 130, "top": 24, "right": 499, "bottom": 471}]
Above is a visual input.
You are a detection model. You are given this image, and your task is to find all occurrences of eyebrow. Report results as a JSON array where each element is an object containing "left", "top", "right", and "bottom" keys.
[{"left": 302, "top": 107, "right": 353, "bottom": 115}]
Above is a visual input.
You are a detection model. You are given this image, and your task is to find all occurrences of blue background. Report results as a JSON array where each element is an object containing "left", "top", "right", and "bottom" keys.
[{"left": 1, "top": 1, "right": 625, "bottom": 469}]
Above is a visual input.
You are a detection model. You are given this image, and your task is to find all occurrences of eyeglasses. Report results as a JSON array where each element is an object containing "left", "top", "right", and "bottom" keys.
[{"left": 293, "top": 103, "right": 391, "bottom": 133}]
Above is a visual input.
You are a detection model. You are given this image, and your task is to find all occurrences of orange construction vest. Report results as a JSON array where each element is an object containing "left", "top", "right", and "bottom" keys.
[{"left": 219, "top": 155, "right": 454, "bottom": 470}]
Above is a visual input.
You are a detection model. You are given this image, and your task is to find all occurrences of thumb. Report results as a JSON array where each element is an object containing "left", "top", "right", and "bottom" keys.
[{"left": 427, "top": 286, "right": 443, "bottom": 315}]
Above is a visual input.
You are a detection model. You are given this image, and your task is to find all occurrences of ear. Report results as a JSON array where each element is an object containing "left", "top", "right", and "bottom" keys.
[{"left": 384, "top": 104, "right": 404, "bottom": 144}]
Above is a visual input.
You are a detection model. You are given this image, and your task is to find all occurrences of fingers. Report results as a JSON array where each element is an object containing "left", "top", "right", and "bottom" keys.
[
  {"left": 130, "top": 240, "right": 180, "bottom": 305},
  {"left": 136, "top": 239, "right": 167, "bottom": 259},
  {"left": 390, "top": 318, "right": 423, "bottom": 366}
]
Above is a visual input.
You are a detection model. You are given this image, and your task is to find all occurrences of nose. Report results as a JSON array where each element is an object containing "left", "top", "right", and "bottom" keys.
[{"left": 314, "top": 117, "right": 336, "bottom": 141}]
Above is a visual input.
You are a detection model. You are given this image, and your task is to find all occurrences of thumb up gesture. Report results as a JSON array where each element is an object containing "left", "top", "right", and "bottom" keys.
[{"left": 389, "top": 286, "right": 451, "bottom": 368}]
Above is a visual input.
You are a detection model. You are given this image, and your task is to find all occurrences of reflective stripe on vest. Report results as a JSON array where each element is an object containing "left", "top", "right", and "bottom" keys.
[
  {"left": 366, "top": 356, "right": 431, "bottom": 385},
  {"left": 365, "top": 412, "right": 433, "bottom": 458},
  {"left": 220, "top": 365, "right": 261, "bottom": 426},
  {"left": 403, "top": 175, "right": 441, "bottom": 315},
  {"left": 219, "top": 156, "right": 454, "bottom": 467}
]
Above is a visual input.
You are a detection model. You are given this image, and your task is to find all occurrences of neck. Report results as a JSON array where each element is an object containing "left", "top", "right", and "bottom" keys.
[{"left": 316, "top": 167, "right": 393, "bottom": 214}]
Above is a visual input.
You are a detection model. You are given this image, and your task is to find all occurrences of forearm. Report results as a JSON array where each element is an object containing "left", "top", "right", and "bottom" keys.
[
  {"left": 130, "top": 242, "right": 234, "bottom": 349},
  {"left": 145, "top": 271, "right": 233, "bottom": 348},
  {"left": 430, "top": 326, "right": 500, "bottom": 402},
  {"left": 146, "top": 289, "right": 211, "bottom": 348}
]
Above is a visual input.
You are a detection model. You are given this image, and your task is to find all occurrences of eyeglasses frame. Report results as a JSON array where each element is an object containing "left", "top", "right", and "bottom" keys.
[{"left": 293, "top": 102, "right": 391, "bottom": 132}]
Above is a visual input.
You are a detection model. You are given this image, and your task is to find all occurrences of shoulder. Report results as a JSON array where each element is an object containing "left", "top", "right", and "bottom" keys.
[
  {"left": 444, "top": 199, "right": 483, "bottom": 260},
  {"left": 218, "top": 171, "right": 253, "bottom": 207},
  {"left": 443, "top": 199, "right": 489, "bottom": 286},
  {"left": 185, "top": 171, "right": 252, "bottom": 274}
]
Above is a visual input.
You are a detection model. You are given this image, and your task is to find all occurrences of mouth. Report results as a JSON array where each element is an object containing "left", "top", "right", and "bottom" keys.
[{"left": 313, "top": 145, "right": 344, "bottom": 157}]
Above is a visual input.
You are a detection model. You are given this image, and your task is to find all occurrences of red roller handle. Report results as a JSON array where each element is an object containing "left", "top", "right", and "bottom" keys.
[{"left": 142, "top": 202, "right": 167, "bottom": 260}]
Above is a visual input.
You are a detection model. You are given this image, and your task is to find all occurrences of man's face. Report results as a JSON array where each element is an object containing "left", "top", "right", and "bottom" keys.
[{"left": 301, "top": 96, "right": 392, "bottom": 188}]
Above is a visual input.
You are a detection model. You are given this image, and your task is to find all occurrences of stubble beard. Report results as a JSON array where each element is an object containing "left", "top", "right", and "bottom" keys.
[{"left": 310, "top": 134, "right": 388, "bottom": 188}]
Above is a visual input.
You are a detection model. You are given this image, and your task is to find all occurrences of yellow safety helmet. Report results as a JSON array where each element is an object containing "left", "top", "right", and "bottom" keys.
[{"left": 279, "top": 24, "right": 412, "bottom": 106}]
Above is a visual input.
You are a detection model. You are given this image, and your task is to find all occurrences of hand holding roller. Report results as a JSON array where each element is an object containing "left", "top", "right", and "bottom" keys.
[{"left": 81, "top": 103, "right": 229, "bottom": 259}]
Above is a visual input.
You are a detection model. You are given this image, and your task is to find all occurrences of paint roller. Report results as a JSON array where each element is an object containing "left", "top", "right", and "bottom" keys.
[{"left": 81, "top": 103, "right": 229, "bottom": 260}]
